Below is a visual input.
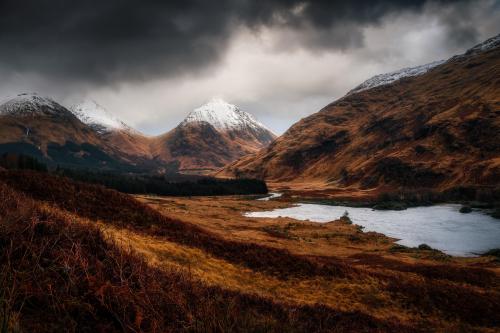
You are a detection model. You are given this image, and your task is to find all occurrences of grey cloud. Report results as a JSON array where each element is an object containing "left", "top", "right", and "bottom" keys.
[{"left": 0, "top": 0, "right": 475, "bottom": 87}]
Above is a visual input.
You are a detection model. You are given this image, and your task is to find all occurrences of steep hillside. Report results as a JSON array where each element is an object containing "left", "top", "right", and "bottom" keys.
[
  {"left": 152, "top": 99, "right": 276, "bottom": 173},
  {"left": 219, "top": 35, "right": 500, "bottom": 195}
]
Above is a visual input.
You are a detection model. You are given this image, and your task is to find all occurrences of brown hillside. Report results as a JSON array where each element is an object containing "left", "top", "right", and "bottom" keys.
[
  {"left": 0, "top": 104, "right": 158, "bottom": 171},
  {"left": 151, "top": 121, "right": 275, "bottom": 173},
  {"left": 0, "top": 113, "right": 103, "bottom": 155},
  {"left": 218, "top": 40, "right": 500, "bottom": 195}
]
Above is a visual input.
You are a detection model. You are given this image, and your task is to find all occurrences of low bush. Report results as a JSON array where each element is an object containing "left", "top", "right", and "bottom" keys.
[
  {"left": 418, "top": 243, "right": 433, "bottom": 251},
  {"left": 482, "top": 248, "right": 500, "bottom": 259},
  {"left": 459, "top": 205, "right": 472, "bottom": 213}
]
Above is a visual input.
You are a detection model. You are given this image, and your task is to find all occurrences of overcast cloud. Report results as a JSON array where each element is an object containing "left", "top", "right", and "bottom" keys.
[{"left": 0, "top": 0, "right": 498, "bottom": 134}]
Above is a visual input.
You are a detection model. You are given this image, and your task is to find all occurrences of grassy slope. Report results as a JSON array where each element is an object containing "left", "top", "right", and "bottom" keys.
[
  {"left": 1, "top": 170, "right": 499, "bottom": 332},
  {"left": 0, "top": 175, "right": 403, "bottom": 332}
]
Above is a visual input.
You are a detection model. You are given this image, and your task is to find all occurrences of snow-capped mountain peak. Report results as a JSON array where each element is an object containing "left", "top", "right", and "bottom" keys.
[
  {"left": 70, "top": 100, "right": 132, "bottom": 134},
  {"left": 0, "top": 93, "right": 67, "bottom": 116},
  {"left": 181, "top": 98, "right": 272, "bottom": 133}
]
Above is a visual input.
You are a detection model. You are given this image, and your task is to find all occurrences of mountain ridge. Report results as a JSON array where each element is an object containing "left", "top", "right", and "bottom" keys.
[{"left": 348, "top": 34, "right": 500, "bottom": 96}]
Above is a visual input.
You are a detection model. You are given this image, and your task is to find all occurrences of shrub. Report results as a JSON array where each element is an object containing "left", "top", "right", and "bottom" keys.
[
  {"left": 459, "top": 205, "right": 472, "bottom": 213},
  {"left": 418, "top": 244, "right": 433, "bottom": 251},
  {"left": 482, "top": 248, "right": 500, "bottom": 259},
  {"left": 340, "top": 210, "right": 352, "bottom": 224},
  {"left": 491, "top": 208, "right": 500, "bottom": 219}
]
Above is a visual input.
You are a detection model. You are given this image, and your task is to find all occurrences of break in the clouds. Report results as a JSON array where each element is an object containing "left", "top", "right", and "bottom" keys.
[{"left": 0, "top": 0, "right": 499, "bottom": 134}]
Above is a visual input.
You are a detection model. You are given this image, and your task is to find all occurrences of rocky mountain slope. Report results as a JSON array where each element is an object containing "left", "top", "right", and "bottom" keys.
[
  {"left": 151, "top": 99, "right": 276, "bottom": 173},
  {"left": 218, "top": 35, "right": 500, "bottom": 195}
]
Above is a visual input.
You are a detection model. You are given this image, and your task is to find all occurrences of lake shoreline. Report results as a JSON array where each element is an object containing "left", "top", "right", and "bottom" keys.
[
  {"left": 245, "top": 201, "right": 500, "bottom": 257},
  {"left": 269, "top": 193, "right": 500, "bottom": 219}
]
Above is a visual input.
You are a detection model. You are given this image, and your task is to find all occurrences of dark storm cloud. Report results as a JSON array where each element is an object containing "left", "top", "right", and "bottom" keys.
[{"left": 0, "top": 0, "right": 475, "bottom": 85}]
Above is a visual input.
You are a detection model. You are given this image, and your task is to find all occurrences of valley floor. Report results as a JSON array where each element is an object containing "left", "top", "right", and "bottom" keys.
[
  {"left": 1, "top": 171, "right": 499, "bottom": 332},
  {"left": 122, "top": 195, "right": 500, "bottom": 331}
]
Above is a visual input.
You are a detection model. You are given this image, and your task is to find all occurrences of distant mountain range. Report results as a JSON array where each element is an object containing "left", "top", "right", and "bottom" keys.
[
  {"left": 0, "top": 95, "right": 276, "bottom": 173},
  {"left": 218, "top": 34, "right": 500, "bottom": 195}
]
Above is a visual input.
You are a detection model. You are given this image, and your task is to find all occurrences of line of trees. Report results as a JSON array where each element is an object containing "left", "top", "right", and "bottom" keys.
[
  {"left": 56, "top": 168, "right": 268, "bottom": 196},
  {"left": 0, "top": 153, "right": 47, "bottom": 172},
  {"left": 0, "top": 153, "right": 267, "bottom": 196}
]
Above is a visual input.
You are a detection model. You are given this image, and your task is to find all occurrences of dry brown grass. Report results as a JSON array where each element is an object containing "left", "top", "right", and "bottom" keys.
[
  {"left": 135, "top": 194, "right": 500, "bottom": 331},
  {"left": 1, "top": 170, "right": 499, "bottom": 332},
  {"left": 1, "top": 179, "right": 407, "bottom": 333}
]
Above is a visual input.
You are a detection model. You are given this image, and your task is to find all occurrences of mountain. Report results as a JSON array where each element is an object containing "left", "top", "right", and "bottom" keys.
[
  {"left": 218, "top": 35, "right": 500, "bottom": 196},
  {"left": 0, "top": 94, "right": 276, "bottom": 174},
  {"left": 0, "top": 93, "right": 152, "bottom": 171},
  {"left": 70, "top": 100, "right": 154, "bottom": 164},
  {"left": 0, "top": 93, "right": 105, "bottom": 159},
  {"left": 151, "top": 98, "right": 276, "bottom": 173},
  {"left": 0, "top": 93, "right": 69, "bottom": 117},
  {"left": 70, "top": 100, "right": 133, "bottom": 134}
]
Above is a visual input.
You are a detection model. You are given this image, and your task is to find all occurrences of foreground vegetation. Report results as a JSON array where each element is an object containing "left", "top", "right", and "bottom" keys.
[{"left": 1, "top": 170, "right": 499, "bottom": 332}]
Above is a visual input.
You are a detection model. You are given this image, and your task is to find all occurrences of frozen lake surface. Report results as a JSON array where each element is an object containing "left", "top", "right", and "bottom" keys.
[{"left": 245, "top": 203, "right": 500, "bottom": 256}]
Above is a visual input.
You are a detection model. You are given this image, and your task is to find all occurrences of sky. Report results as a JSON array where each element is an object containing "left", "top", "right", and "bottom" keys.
[{"left": 0, "top": 0, "right": 499, "bottom": 135}]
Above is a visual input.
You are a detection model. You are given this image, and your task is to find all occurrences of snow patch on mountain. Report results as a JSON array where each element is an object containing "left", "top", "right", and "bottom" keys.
[
  {"left": 348, "top": 60, "right": 446, "bottom": 95},
  {"left": 70, "top": 100, "right": 132, "bottom": 134},
  {"left": 465, "top": 34, "right": 500, "bottom": 55},
  {"left": 0, "top": 93, "right": 67, "bottom": 116},
  {"left": 181, "top": 98, "right": 273, "bottom": 133},
  {"left": 348, "top": 34, "right": 499, "bottom": 96}
]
